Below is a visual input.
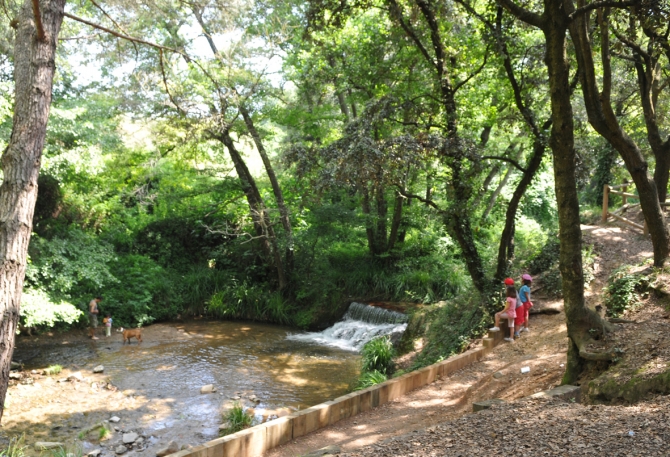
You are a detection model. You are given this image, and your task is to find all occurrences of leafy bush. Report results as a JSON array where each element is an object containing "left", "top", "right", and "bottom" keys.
[
  {"left": 527, "top": 236, "right": 560, "bottom": 275},
  {"left": 355, "top": 370, "right": 387, "bottom": 390},
  {"left": 604, "top": 267, "right": 647, "bottom": 317},
  {"left": 361, "top": 336, "right": 395, "bottom": 375},
  {"left": 220, "top": 402, "right": 254, "bottom": 436},
  {"left": 20, "top": 290, "right": 83, "bottom": 332},
  {"left": 413, "top": 291, "right": 489, "bottom": 368},
  {"left": 44, "top": 365, "right": 63, "bottom": 376}
]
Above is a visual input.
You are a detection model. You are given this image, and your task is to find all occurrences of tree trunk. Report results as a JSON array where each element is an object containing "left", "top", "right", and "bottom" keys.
[
  {"left": 374, "top": 182, "right": 388, "bottom": 254},
  {"left": 361, "top": 186, "right": 378, "bottom": 255},
  {"left": 569, "top": 6, "right": 669, "bottom": 266},
  {"left": 218, "top": 131, "right": 287, "bottom": 290},
  {"left": 495, "top": 138, "right": 546, "bottom": 280},
  {"left": 388, "top": 192, "right": 404, "bottom": 251},
  {"left": 482, "top": 163, "right": 513, "bottom": 221},
  {"left": 0, "top": 0, "right": 66, "bottom": 422},
  {"left": 543, "top": 0, "right": 610, "bottom": 384},
  {"left": 239, "top": 105, "right": 295, "bottom": 278}
]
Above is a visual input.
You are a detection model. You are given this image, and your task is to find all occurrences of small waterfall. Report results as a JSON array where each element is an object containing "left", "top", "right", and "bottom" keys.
[{"left": 287, "top": 302, "right": 408, "bottom": 352}]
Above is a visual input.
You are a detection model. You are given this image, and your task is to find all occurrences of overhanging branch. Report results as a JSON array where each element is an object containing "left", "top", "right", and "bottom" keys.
[
  {"left": 569, "top": 0, "right": 638, "bottom": 19},
  {"left": 481, "top": 155, "right": 527, "bottom": 172}
]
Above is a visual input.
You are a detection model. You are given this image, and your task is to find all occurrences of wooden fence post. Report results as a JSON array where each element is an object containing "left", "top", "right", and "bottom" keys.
[{"left": 602, "top": 184, "right": 610, "bottom": 223}]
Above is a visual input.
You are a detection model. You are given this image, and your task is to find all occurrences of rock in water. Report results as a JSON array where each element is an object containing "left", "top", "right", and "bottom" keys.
[
  {"left": 122, "top": 433, "right": 139, "bottom": 444},
  {"left": 34, "top": 442, "right": 64, "bottom": 450},
  {"left": 156, "top": 441, "right": 180, "bottom": 457},
  {"left": 115, "top": 446, "right": 127, "bottom": 455},
  {"left": 200, "top": 384, "right": 216, "bottom": 394},
  {"left": 93, "top": 365, "right": 104, "bottom": 373}
]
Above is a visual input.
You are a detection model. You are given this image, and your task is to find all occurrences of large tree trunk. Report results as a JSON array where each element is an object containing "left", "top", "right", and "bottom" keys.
[
  {"left": 0, "top": 0, "right": 66, "bottom": 422},
  {"left": 543, "top": 0, "right": 611, "bottom": 384},
  {"left": 239, "top": 106, "right": 295, "bottom": 279}
]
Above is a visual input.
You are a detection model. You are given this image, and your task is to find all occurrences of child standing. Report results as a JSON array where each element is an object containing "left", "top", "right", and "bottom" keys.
[
  {"left": 103, "top": 314, "right": 113, "bottom": 337},
  {"left": 490, "top": 285, "right": 517, "bottom": 343},
  {"left": 518, "top": 274, "right": 533, "bottom": 333}
]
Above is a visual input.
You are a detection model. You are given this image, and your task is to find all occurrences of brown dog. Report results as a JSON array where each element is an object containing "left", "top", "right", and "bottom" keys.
[{"left": 118, "top": 327, "right": 142, "bottom": 344}]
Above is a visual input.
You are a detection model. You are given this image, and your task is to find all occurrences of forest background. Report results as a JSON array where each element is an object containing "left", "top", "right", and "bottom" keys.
[{"left": 0, "top": 0, "right": 668, "bottom": 408}]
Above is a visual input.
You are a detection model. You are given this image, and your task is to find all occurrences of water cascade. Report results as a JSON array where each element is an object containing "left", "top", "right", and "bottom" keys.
[{"left": 287, "top": 302, "right": 409, "bottom": 351}]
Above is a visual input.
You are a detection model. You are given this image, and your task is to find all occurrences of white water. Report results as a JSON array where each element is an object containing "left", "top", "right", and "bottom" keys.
[{"left": 287, "top": 302, "right": 408, "bottom": 351}]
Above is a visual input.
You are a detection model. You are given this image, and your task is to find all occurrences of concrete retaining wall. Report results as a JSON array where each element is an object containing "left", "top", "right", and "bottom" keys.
[{"left": 169, "top": 325, "right": 507, "bottom": 457}]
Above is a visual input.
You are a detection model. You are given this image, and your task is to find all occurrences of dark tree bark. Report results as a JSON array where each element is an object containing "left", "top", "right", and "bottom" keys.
[
  {"left": 239, "top": 105, "right": 295, "bottom": 278},
  {"left": 0, "top": 0, "right": 66, "bottom": 422},
  {"left": 498, "top": 0, "right": 612, "bottom": 383},
  {"left": 218, "top": 131, "right": 287, "bottom": 290},
  {"left": 569, "top": 5, "right": 669, "bottom": 267}
]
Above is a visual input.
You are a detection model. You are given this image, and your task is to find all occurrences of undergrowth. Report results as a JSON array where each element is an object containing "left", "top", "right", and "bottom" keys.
[
  {"left": 0, "top": 435, "right": 26, "bottom": 457},
  {"left": 604, "top": 266, "right": 648, "bottom": 317},
  {"left": 220, "top": 402, "right": 254, "bottom": 436}
]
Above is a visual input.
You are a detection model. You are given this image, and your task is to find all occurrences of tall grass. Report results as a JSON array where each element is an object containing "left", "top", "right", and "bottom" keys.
[
  {"left": 220, "top": 402, "right": 254, "bottom": 436},
  {"left": 0, "top": 435, "right": 26, "bottom": 457},
  {"left": 361, "top": 336, "right": 395, "bottom": 375}
]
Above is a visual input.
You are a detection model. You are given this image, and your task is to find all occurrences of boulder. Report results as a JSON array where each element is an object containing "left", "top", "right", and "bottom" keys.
[
  {"left": 93, "top": 365, "right": 104, "bottom": 373},
  {"left": 155, "top": 441, "right": 179, "bottom": 457},
  {"left": 248, "top": 394, "right": 258, "bottom": 401},
  {"left": 34, "top": 442, "right": 64, "bottom": 450},
  {"left": 122, "top": 433, "right": 139, "bottom": 444},
  {"left": 68, "top": 372, "right": 84, "bottom": 382},
  {"left": 200, "top": 384, "right": 216, "bottom": 394},
  {"left": 115, "top": 446, "right": 127, "bottom": 455},
  {"left": 109, "top": 416, "right": 121, "bottom": 423}
]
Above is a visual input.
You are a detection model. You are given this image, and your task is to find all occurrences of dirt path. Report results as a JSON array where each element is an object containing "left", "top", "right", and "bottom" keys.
[
  {"left": 265, "top": 309, "right": 568, "bottom": 457},
  {"left": 266, "top": 222, "right": 655, "bottom": 457}
]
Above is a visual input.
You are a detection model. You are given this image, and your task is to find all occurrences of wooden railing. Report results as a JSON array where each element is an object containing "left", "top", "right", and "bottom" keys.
[{"left": 602, "top": 181, "right": 648, "bottom": 234}]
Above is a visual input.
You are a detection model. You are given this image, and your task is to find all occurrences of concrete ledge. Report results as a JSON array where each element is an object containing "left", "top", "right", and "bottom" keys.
[
  {"left": 169, "top": 330, "right": 504, "bottom": 457},
  {"left": 530, "top": 385, "right": 581, "bottom": 403}
]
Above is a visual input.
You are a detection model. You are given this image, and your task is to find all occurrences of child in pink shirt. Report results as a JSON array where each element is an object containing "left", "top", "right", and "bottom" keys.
[{"left": 489, "top": 285, "right": 516, "bottom": 342}]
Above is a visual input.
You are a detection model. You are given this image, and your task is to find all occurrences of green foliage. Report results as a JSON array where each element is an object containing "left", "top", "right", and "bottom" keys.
[
  {"left": 48, "top": 442, "right": 82, "bottom": 457},
  {"left": 527, "top": 236, "right": 560, "bottom": 275},
  {"left": 355, "top": 370, "right": 387, "bottom": 390},
  {"left": 0, "top": 434, "right": 26, "bottom": 457},
  {"left": 604, "top": 267, "right": 647, "bottom": 317},
  {"left": 19, "top": 290, "right": 83, "bottom": 332},
  {"left": 44, "top": 365, "right": 63, "bottom": 376},
  {"left": 220, "top": 402, "right": 254, "bottom": 436},
  {"left": 413, "top": 291, "right": 489, "bottom": 368},
  {"left": 360, "top": 336, "right": 395, "bottom": 376}
]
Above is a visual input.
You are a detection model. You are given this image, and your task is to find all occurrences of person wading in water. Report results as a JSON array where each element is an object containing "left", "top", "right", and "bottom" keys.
[{"left": 89, "top": 296, "right": 102, "bottom": 340}]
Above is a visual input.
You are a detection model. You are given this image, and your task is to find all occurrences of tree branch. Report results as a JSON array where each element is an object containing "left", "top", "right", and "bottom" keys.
[
  {"left": 495, "top": 0, "right": 544, "bottom": 28},
  {"left": 395, "top": 186, "right": 445, "bottom": 213},
  {"left": 569, "top": 0, "right": 638, "bottom": 19},
  {"left": 31, "top": 0, "right": 45, "bottom": 41},
  {"left": 88, "top": 0, "right": 139, "bottom": 55},
  {"left": 481, "top": 155, "right": 527, "bottom": 172},
  {"left": 453, "top": 46, "right": 490, "bottom": 93},
  {"left": 387, "top": 0, "right": 436, "bottom": 69}
]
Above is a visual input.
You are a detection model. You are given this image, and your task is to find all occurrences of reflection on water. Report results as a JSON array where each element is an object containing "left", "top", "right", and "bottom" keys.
[{"left": 15, "top": 321, "right": 360, "bottom": 431}]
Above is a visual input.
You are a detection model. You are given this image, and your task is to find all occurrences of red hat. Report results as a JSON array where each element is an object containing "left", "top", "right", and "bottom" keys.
[{"left": 504, "top": 278, "right": 515, "bottom": 285}]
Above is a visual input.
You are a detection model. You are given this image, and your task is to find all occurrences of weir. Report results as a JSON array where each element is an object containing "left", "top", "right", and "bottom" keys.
[{"left": 287, "top": 302, "right": 408, "bottom": 351}]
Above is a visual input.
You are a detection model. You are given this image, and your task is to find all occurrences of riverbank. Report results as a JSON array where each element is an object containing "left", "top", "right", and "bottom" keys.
[{"left": 4, "top": 321, "right": 360, "bottom": 456}]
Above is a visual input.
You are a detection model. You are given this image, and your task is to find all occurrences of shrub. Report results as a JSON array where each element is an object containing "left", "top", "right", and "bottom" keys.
[
  {"left": 20, "top": 290, "right": 83, "bottom": 332},
  {"left": 604, "top": 267, "right": 647, "bottom": 317},
  {"left": 361, "top": 336, "right": 395, "bottom": 375},
  {"left": 44, "top": 365, "right": 62, "bottom": 376},
  {"left": 355, "top": 370, "right": 387, "bottom": 390},
  {"left": 220, "top": 402, "right": 254, "bottom": 436},
  {"left": 527, "top": 236, "right": 560, "bottom": 275}
]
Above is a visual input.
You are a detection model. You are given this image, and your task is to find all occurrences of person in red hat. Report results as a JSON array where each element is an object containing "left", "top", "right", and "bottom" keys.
[{"left": 490, "top": 278, "right": 517, "bottom": 342}]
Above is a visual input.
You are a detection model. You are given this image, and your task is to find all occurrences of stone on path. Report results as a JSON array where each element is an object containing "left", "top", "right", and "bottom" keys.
[
  {"left": 34, "top": 442, "right": 64, "bottom": 450},
  {"left": 109, "top": 416, "right": 121, "bottom": 423},
  {"left": 492, "top": 371, "right": 504, "bottom": 379},
  {"left": 115, "top": 445, "right": 127, "bottom": 455},
  {"left": 93, "top": 365, "right": 104, "bottom": 373},
  {"left": 68, "top": 372, "right": 84, "bottom": 382},
  {"left": 156, "top": 441, "right": 180, "bottom": 457},
  {"left": 303, "top": 445, "right": 341, "bottom": 457},
  {"left": 122, "top": 433, "right": 139, "bottom": 444},
  {"left": 200, "top": 384, "right": 216, "bottom": 394},
  {"left": 530, "top": 385, "right": 581, "bottom": 403},
  {"left": 87, "top": 450, "right": 102, "bottom": 457},
  {"left": 9, "top": 372, "right": 21, "bottom": 380},
  {"left": 473, "top": 398, "right": 505, "bottom": 412}
]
